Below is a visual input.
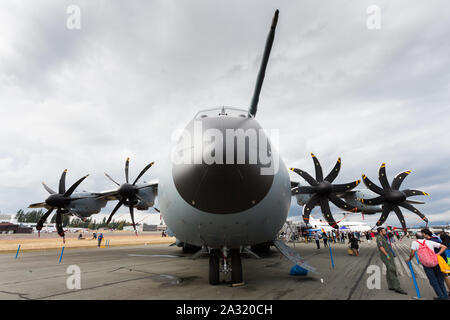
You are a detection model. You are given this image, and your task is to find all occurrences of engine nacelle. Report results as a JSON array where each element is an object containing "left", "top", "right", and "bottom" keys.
[
  {"left": 69, "top": 192, "right": 108, "bottom": 218},
  {"left": 344, "top": 190, "right": 382, "bottom": 214}
]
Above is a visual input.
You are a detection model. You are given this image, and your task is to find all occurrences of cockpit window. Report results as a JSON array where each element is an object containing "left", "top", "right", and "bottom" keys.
[{"left": 195, "top": 107, "right": 251, "bottom": 119}]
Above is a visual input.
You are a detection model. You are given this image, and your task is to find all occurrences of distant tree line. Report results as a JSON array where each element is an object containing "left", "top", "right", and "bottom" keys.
[{"left": 15, "top": 209, "right": 132, "bottom": 230}]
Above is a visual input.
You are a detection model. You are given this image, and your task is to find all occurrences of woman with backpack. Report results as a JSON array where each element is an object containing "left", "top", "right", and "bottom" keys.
[{"left": 406, "top": 230, "right": 448, "bottom": 300}]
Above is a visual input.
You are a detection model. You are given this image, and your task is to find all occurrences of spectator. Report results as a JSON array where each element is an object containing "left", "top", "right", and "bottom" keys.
[
  {"left": 440, "top": 232, "right": 450, "bottom": 295},
  {"left": 377, "top": 227, "right": 407, "bottom": 295},
  {"left": 98, "top": 233, "right": 104, "bottom": 248},
  {"left": 386, "top": 232, "right": 397, "bottom": 257},
  {"left": 406, "top": 229, "right": 448, "bottom": 300},
  {"left": 322, "top": 231, "right": 328, "bottom": 248},
  {"left": 341, "top": 232, "right": 346, "bottom": 244},
  {"left": 348, "top": 233, "right": 359, "bottom": 256},
  {"left": 314, "top": 232, "right": 320, "bottom": 249},
  {"left": 427, "top": 230, "right": 450, "bottom": 297}
]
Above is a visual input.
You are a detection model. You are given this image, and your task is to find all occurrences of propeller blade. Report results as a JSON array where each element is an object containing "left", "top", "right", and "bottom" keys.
[
  {"left": 289, "top": 168, "right": 318, "bottom": 186},
  {"left": 106, "top": 199, "right": 125, "bottom": 224},
  {"left": 42, "top": 182, "right": 56, "bottom": 195},
  {"left": 324, "top": 157, "right": 341, "bottom": 183},
  {"left": 391, "top": 170, "right": 411, "bottom": 190},
  {"left": 59, "top": 169, "right": 67, "bottom": 194},
  {"left": 63, "top": 174, "right": 89, "bottom": 197},
  {"left": 392, "top": 205, "right": 407, "bottom": 231},
  {"left": 376, "top": 203, "right": 393, "bottom": 226},
  {"left": 319, "top": 196, "right": 338, "bottom": 229},
  {"left": 129, "top": 203, "right": 137, "bottom": 234},
  {"left": 291, "top": 186, "right": 317, "bottom": 195},
  {"left": 302, "top": 194, "right": 320, "bottom": 224},
  {"left": 331, "top": 179, "right": 361, "bottom": 192},
  {"left": 310, "top": 153, "right": 323, "bottom": 182},
  {"left": 28, "top": 202, "right": 50, "bottom": 209},
  {"left": 36, "top": 208, "right": 54, "bottom": 231},
  {"left": 378, "top": 163, "right": 390, "bottom": 190},
  {"left": 398, "top": 201, "right": 429, "bottom": 224},
  {"left": 359, "top": 195, "right": 386, "bottom": 206},
  {"left": 133, "top": 162, "right": 155, "bottom": 186},
  {"left": 402, "top": 189, "right": 429, "bottom": 197},
  {"left": 104, "top": 172, "right": 120, "bottom": 186},
  {"left": 362, "top": 174, "right": 385, "bottom": 195},
  {"left": 328, "top": 194, "right": 358, "bottom": 212},
  {"left": 55, "top": 209, "right": 65, "bottom": 237},
  {"left": 125, "top": 157, "right": 130, "bottom": 184}
]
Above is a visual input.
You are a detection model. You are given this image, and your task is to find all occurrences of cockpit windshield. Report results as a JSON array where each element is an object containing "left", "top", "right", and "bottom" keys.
[{"left": 194, "top": 107, "right": 251, "bottom": 119}]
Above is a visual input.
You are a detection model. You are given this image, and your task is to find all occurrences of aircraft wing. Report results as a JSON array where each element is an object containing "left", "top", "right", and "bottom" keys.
[
  {"left": 94, "top": 188, "right": 121, "bottom": 201},
  {"left": 137, "top": 179, "right": 158, "bottom": 194}
]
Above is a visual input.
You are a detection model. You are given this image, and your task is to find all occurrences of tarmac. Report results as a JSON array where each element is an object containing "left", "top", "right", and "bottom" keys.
[{"left": 0, "top": 237, "right": 440, "bottom": 300}]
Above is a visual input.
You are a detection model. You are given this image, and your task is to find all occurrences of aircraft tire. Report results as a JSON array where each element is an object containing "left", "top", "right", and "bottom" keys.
[
  {"left": 231, "top": 249, "right": 243, "bottom": 284},
  {"left": 209, "top": 249, "right": 220, "bottom": 285}
]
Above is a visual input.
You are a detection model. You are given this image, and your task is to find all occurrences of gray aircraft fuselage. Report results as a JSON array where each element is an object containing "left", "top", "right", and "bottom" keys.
[{"left": 158, "top": 107, "right": 291, "bottom": 248}]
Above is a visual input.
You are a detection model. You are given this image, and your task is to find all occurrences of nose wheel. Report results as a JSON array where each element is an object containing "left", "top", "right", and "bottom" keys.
[
  {"left": 209, "top": 249, "right": 220, "bottom": 285},
  {"left": 208, "top": 247, "right": 243, "bottom": 286},
  {"left": 230, "top": 248, "right": 243, "bottom": 284}
]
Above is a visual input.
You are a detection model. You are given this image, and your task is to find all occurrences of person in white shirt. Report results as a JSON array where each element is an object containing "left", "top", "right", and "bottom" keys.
[
  {"left": 406, "top": 230, "right": 448, "bottom": 300},
  {"left": 313, "top": 232, "right": 320, "bottom": 249}
]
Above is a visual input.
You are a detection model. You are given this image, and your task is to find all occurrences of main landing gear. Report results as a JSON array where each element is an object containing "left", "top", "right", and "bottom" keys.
[{"left": 209, "top": 246, "right": 243, "bottom": 286}]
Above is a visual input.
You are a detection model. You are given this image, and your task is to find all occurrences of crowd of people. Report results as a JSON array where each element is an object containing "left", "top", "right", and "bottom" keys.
[
  {"left": 378, "top": 227, "right": 449, "bottom": 300},
  {"left": 308, "top": 229, "right": 371, "bottom": 255},
  {"left": 300, "top": 226, "right": 450, "bottom": 300}
]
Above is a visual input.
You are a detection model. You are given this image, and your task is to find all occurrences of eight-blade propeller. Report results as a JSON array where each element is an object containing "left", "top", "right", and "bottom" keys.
[
  {"left": 290, "top": 153, "right": 360, "bottom": 229},
  {"left": 28, "top": 170, "right": 89, "bottom": 239},
  {"left": 361, "top": 163, "right": 429, "bottom": 231},
  {"left": 102, "top": 158, "right": 155, "bottom": 233}
]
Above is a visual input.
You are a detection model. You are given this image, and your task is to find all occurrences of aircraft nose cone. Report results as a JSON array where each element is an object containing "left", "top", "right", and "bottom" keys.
[{"left": 172, "top": 116, "right": 275, "bottom": 214}]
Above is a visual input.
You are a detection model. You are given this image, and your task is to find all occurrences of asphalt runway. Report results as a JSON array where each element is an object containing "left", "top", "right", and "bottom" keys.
[{"left": 0, "top": 238, "right": 439, "bottom": 300}]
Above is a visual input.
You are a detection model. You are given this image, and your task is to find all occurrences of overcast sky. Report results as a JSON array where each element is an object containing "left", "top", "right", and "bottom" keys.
[{"left": 0, "top": 0, "right": 449, "bottom": 227}]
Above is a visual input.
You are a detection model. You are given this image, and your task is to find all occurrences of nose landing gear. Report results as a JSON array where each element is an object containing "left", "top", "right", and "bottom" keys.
[{"left": 208, "top": 247, "right": 243, "bottom": 286}]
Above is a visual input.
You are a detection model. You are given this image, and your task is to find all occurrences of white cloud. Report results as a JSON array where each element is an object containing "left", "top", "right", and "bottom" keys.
[{"left": 0, "top": 1, "right": 448, "bottom": 226}]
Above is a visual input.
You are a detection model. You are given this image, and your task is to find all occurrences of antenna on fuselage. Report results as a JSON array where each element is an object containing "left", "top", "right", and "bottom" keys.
[{"left": 248, "top": 9, "right": 279, "bottom": 118}]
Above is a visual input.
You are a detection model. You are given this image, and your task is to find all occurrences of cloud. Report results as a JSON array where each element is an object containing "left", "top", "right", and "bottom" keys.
[{"left": 0, "top": 1, "right": 448, "bottom": 226}]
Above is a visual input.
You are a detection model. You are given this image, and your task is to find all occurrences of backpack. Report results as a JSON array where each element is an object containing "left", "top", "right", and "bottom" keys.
[{"left": 416, "top": 240, "right": 438, "bottom": 267}]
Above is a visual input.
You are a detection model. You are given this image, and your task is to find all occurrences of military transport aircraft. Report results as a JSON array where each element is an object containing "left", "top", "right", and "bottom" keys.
[{"left": 29, "top": 10, "right": 429, "bottom": 285}]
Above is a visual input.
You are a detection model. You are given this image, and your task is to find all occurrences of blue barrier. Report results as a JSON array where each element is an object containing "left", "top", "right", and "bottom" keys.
[
  {"left": 59, "top": 246, "right": 65, "bottom": 263},
  {"left": 329, "top": 242, "right": 335, "bottom": 269},
  {"left": 15, "top": 245, "right": 21, "bottom": 259},
  {"left": 407, "top": 261, "right": 421, "bottom": 299}
]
